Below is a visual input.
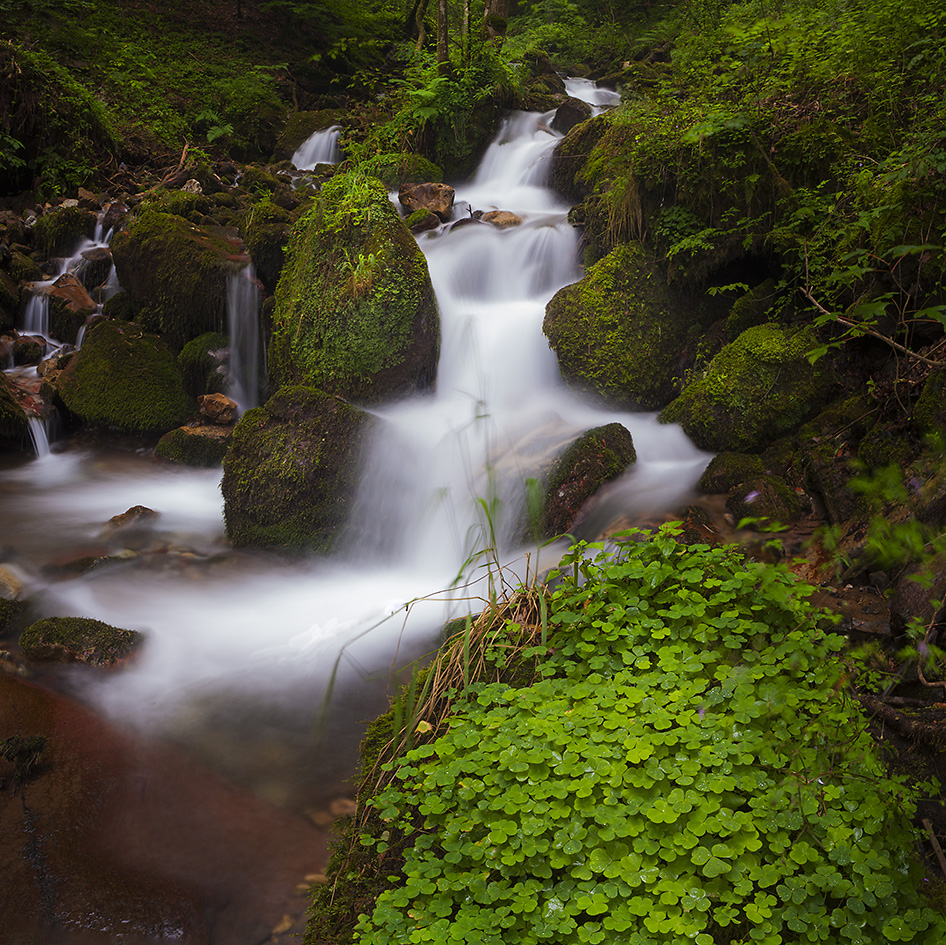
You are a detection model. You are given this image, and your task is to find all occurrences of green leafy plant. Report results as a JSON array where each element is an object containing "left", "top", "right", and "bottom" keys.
[{"left": 353, "top": 529, "right": 945, "bottom": 945}]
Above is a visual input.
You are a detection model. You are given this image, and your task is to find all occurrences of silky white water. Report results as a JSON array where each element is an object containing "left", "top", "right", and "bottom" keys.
[
  {"left": 291, "top": 126, "right": 342, "bottom": 169},
  {"left": 226, "top": 263, "right": 263, "bottom": 410},
  {"left": 1, "top": 94, "right": 709, "bottom": 802}
]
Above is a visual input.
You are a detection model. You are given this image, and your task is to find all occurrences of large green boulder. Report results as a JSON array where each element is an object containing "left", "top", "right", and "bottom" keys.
[
  {"left": 240, "top": 199, "right": 292, "bottom": 293},
  {"left": 268, "top": 173, "right": 439, "bottom": 403},
  {"left": 56, "top": 320, "right": 193, "bottom": 434},
  {"left": 660, "top": 323, "right": 832, "bottom": 452},
  {"left": 221, "top": 386, "right": 374, "bottom": 552},
  {"left": 543, "top": 242, "right": 715, "bottom": 410},
  {"left": 110, "top": 208, "right": 242, "bottom": 351},
  {"left": 19, "top": 616, "right": 142, "bottom": 666}
]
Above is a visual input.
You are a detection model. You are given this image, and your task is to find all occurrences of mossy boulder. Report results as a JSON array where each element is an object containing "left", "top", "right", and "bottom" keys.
[
  {"left": 56, "top": 319, "right": 193, "bottom": 434},
  {"left": 177, "top": 331, "right": 229, "bottom": 399},
  {"left": 154, "top": 424, "right": 232, "bottom": 467},
  {"left": 241, "top": 198, "right": 292, "bottom": 293},
  {"left": 659, "top": 324, "right": 833, "bottom": 452},
  {"left": 697, "top": 452, "right": 766, "bottom": 494},
  {"left": 726, "top": 279, "right": 777, "bottom": 340},
  {"left": 0, "top": 269, "right": 19, "bottom": 330},
  {"left": 19, "top": 616, "right": 142, "bottom": 666},
  {"left": 269, "top": 173, "right": 439, "bottom": 403},
  {"left": 725, "top": 475, "right": 802, "bottom": 528},
  {"left": 549, "top": 114, "right": 612, "bottom": 203},
  {"left": 33, "top": 205, "right": 96, "bottom": 259},
  {"left": 543, "top": 242, "right": 715, "bottom": 410},
  {"left": 542, "top": 423, "right": 637, "bottom": 538},
  {"left": 110, "top": 208, "right": 243, "bottom": 351},
  {"left": 355, "top": 153, "right": 443, "bottom": 189},
  {"left": 0, "top": 372, "right": 29, "bottom": 444},
  {"left": 221, "top": 385, "right": 374, "bottom": 551},
  {"left": 0, "top": 597, "right": 24, "bottom": 636}
]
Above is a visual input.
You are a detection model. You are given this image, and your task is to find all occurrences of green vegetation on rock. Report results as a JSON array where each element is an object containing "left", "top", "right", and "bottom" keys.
[
  {"left": 269, "top": 172, "right": 439, "bottom": 403},
  {"left": 56, "top": 319, "right": 193, "bottom": 434},
  {"left": 660, "top": 324, "right": 832, "bottom": 452},
  {"left": 177, "top": 331, "right": 228, "bottom": 399},
  {"left": 0, "top": 372, "right": 28, "bottom": 444},
  {"left": 20, "top": 615, "right": 142, "bottom": 666},
  {"left": 154, "top": 425, "right": 231, "bottom": 467},
  {"left": 221, "top": 385, "right": 374, "bottom": 552}
]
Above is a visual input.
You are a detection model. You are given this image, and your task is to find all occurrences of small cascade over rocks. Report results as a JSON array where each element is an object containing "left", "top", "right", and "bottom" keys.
[
  {"left": 563, "top": 76, "right": 621, "bottom": 114},
  {"left": 226, "top": 262, "right": 263, "bottom": 411},
  {"left": 291, "top": 126, "right": 341, "bottom": 169},
  {"left": 27, "top": 415, "right": 51, "bottom": 458}
]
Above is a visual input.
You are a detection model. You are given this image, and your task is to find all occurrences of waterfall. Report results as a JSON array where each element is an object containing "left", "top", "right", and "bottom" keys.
[
  {"left": 27, "top": 416, "right": 51, "bottom": 458},
  {"left": 563, "top": 77, "right": 621, "bottom": 114},
  {"left": 227, "top": 263, "right": 262, "bottom": 410},
  {"left": 291, "top": 126, "right": 342, "bottom": 170},
  {"left": 22, "top": 287, "right": 50, "bottom": 335}
]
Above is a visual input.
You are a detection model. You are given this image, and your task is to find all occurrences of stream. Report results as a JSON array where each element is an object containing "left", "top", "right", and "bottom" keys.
[{"left": 1, "top": 82, "right": 710, "bottom": 940}]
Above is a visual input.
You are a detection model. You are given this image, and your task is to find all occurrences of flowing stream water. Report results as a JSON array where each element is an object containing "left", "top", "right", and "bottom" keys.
[{"left": 1, "top": 89, "right": 710, "bottom": 811}]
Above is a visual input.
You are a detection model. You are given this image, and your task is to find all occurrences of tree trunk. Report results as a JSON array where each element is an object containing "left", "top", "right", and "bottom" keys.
[
  {"left": 483, "top": 0, "right": 510, "bottom": 38},
  {"left": 437, "top": 0, "right": 449, "bottom": 70},
  {"left": 414, "top": 0, "right": 430, "bottom": 50}
]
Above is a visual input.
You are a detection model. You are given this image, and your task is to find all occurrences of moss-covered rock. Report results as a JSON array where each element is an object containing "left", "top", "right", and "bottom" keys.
[
  {"left": 154, "top": 424, "right": 232, "bottom": 467},
  {"left": 269, "top": 173, "right": 439, "bottom": 403},
  {"left": 726, "top": 279, "right": 777, "bottom": 340},
  {"left": 0, "top": 269, "right": 19, "bottom": 331},
  {"left": 697, "top": 452, "right": 766, "bottom": 493},
  {"left": 0, "top": 597, "right": 24, "bottom": 636},
  {"left": 221, "top": 385, "right": 374, "bottom": 551},
  {"left": 9, "top": 249, "right": 42, "bottom": 284},
  {"left": 177, "top": 331, "right": 229, "bottom": 399},
  {"left": 355, "top": 153, "right": 443, "bottom": 189},
  {"left": 549, "top": 114, "right": 610, "bottom": 202},
  {"left": 726, "top": 475, "right": 802, "bottom": 529},
  {"left": 659, "top": 324, "right": 833, "bottom": 452},
  {"left": 33, "top": 205, "right": 96, "bottom": 259},
  {"left": 19, "top": 616, "right": 142, "bottom": 666},
  {"left": 542, "top": 423, "right": 637, "bottom": 538},
  {"left": 0, "top": 372, "right": 29, "bottom": 445},
  {"left": 241, "top": 198, "right": 292, "bottom": 293},
  {"left": 56, "top": 319, "right": 193, "bottom": 434},
  {"left": 110, "top": 208, "right": 243, "bottom": 351},
  {"left": 913, "top": 370, "right": 946, "bottom": 438},
  {"left": 543, "top": 242, "right": 716, "bottom": 410}
]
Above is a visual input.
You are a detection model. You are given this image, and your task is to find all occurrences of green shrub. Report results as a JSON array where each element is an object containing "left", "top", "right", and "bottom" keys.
[{"left": 354, "top": 530, "right": 945, "bottom": 945}]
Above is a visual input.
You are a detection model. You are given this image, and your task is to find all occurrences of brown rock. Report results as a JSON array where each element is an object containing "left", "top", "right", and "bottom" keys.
[
  {"left": 551, "top": 96, "right": 594, "bottom": 135},
  {"left": 105, "top": 504, "right": 159, "bottom": 532},
  {"left": 77, "top": 186, "right": 101, "bottom": 210},
  {"left": 199, "top": 392, "right": 238, "bottom": 425},
  {"left": 482, "top": 210, "right": 523, "bottom": 229},
  {"left": 398, "top": 182, "right": 456, "bottom": 222}
]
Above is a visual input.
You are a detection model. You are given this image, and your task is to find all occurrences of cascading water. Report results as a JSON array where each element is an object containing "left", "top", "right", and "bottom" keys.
[
  {"left": 27, "top": 416, "right": 52, "bottom": 458},
  {"left": 563, "top": 76, "right": 621, "bottom": 114},
  {"left": 291, "top": 126, "right": 342, "bottom": 169},
  {"left": 226, "top": 263, "right": 263, "bottom": 410},
  {"left": 0, "top": 92, "right": 710, "bottom": 806}
]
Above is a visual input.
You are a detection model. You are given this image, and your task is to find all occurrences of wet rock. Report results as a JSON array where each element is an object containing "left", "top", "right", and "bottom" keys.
[
  {"left": 541, "top": 423, "right": 637, "bottom": 539},
  {"left": 104, "top": 504, "right": 159, "bottom": 533},
  {"left": 222, "top": 386, "right": 374, "bottom": 551},
  {"left": 809, "top": 585, "right": 891, "bottom": 639},
  {"left": 270, "top": 173, "right": 439, "bottom": 403},
  {"left": 33, "top": 205, "right": 96, "bottom": 259},
  {"left": 56, "top": 319, "right": 193, "bottom": 434},
  {"left": 405, "top": 207, "right": 440, "bottom": 233},
  {"left": 44, "top": 271, "right": 97, "bottom": 344},
  {"left": 155, "top": 423, "right": 233, "bottom": 467},
  {"left": 77, "top": 186, "right": 101, "bottom": 210},
  {"left": 551, "top": 96, "right": 594, "bottom": 135},
  {"left": 19, "top": 615, "right": 143, "bottom": 666},
  {"left": 697, "top": 452, "right": 765, "bottom": 493},
  {"left": 660, "top": 324, "right": 833, "bottom": 452},
  {"left": 482, "top": 210, "right": 523, "bottom": 228},
  {"left": 0, "top": 564, "right": 26, "bottom": 599},
  {"left": 725, "top": 475, "right": 802, "bottom": 529},
  {"left": 241, "top": 199, "right": 292, "bottom": 293},
  {"left": 0, "top": 597, "right": 25, "bottom": 636},
  {"left": 12, "top": 334, "right": 44, "bottom": 366},
  {"left": 544, "top": 241, "right": 718, "bottom": 410},
  {"left": 398, "top": 181, "right": 456, "bottom": 222},
  {"left": 199, "top": 392, "right": 237, "bottom": 425},
  {"left": 75, "top": 245, "right": 113, "bottom": 295},
  {"left": 178, "top": 331, "right": 229, "bottom": 399}
]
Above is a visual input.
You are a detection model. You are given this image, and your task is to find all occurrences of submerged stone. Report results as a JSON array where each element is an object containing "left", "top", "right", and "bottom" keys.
[
  {"left": 19, "top": 616, "right": 142, "bottom": 667},
  {"left": 155, "top": 423, "right": 232, "bottom": 467},
  {"left": 221, "top": 385, "right": 374, "bottom": 552}
]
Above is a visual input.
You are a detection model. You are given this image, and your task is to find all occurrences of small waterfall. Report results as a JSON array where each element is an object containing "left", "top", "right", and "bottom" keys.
[
  {"left": 563, "top": 77, "right": 621, "bottom": 114},
  {"left": 22, "top": 287, "right": 50, "bottom": 335},
  {"left": 27, "top": 416, "right": 51, "bottom": 458},
  {"left": 291, "top": 126, "right": 341, "bottom": 170},
  {"left": 227, "top": 263, "right": 262, "bottom": 410}
]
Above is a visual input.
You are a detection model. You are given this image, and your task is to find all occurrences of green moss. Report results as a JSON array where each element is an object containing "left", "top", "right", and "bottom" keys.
[
  {"left": 403, "top": 208, "right": 436, "bottom": 229},
  {"left": 543, "top": 242, "right": 715, "bottom": 410},
  {"left": 177, "top": 331, "right": 228, "bottom": 399},
  {"left": 660, "top": 323, "right": 833, "bottom": 452},
  {"left": 239, "top": 166, "right": 282, "bottom": 194},
  {"left": 542, "top": 423, "right": 637, "bottom": 538},
  {"left": 110, "top": 208, "right": 241, "bottom": 351},
  {"left": 726, "top": 474, "right": 802, "bottom": 528},
  {"left": 154, "top": 425, "right": 231, "bottom": 467},
  {"left": 241, "top": 197, "right": 292, "bottom": 292},
  {"left": 913, "top": 370, "right": 946, "bottom": 437},
  {"left": 146, "top": 189, "right": 213, "bottom": 222},
  {"left": 0, "top": 270, "right": 19, "bottom": 330},
  {"left": 0, "top": 597, "right": 24, "bottom": 635},
  {"left": 33, "top": 206, "right": 97, "bottom": 259},
  {"left": 9, "top": 250, "right": 42, "bottom": 284},
  {"left": 19, "top": 616, "right": 142, "bottom": 666},
  {"left": 56, "top": 319, "right": 193, "bottom": 434},
  {"left": 221, "top": 385, "right": 374, "bottom": 551},
  {"left": 697, "top": 451, "right": 766, "bottom": 493},
  {"left": 355, "top": 152, "right": 443, "bottom": 189},
  {"left": 269, "top": 172, "right": 439, "bottom": 403},
  {"left": 725, "top": 278, "right": 777, "bottom": 340}
]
